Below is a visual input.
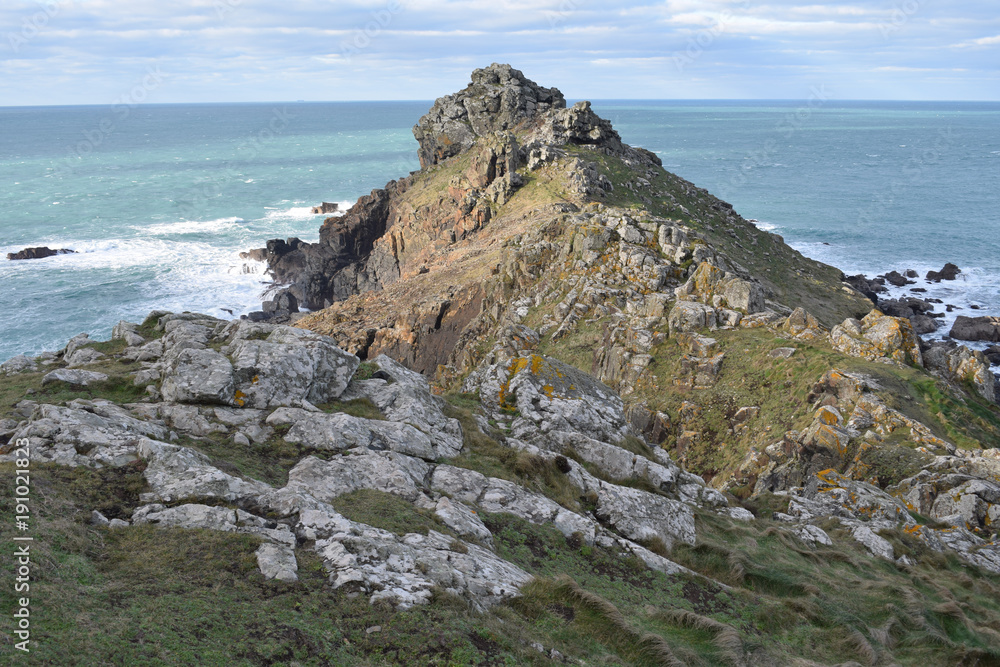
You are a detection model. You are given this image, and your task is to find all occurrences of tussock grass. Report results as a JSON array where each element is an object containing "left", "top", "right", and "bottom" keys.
[{"left": 522, "top": 576, "right": 686, "bottom": 667}]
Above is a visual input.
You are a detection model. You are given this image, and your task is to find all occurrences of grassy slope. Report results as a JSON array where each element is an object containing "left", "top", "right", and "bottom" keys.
[
  {"left": 6, "top": 458, "right": 1000, "bottom": 665},
  {"left": 570, "top": 145, "right": 873, "bottom": 328}
]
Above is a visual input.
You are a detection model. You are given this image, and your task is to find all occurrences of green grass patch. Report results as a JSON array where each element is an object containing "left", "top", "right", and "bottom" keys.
[
  {"left": 332, "top": 489, "right": 457, "bottom": 538},
  {"left": 174, "top": 430, "right": 313, "bottom": 488}
]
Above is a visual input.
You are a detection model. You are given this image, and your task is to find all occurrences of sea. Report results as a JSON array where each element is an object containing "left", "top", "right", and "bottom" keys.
[{"left": 1, "top": 100, "right": 998, "bottom": 365}]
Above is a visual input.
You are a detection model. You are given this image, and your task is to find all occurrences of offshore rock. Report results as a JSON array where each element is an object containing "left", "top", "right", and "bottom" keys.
[{"left": 6, "top": 246, "right": 77, "bottom": 261}]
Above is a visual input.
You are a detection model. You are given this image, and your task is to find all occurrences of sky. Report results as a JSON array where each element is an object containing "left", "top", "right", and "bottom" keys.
[{"left": 1, "top": 0, "right": 998, "bottom": 106}]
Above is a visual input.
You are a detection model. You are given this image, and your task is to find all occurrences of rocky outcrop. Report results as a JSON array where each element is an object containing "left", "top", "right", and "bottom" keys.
[
  {"left": 924, "top": 343, "right": 996, "bottom": 403},
  {"left": 950, "top": 315, "right": 1000, "bottom": 343},
  {"left": 830, "top": 309, "right": 922, "bottom": 366},
  {"left": 878, "top": 296, "right": 942, "bottom": 335},
  {"left": 6, "top": 246, "right": 76, "bottom": 261},
  {"left": 926, "top": 262, "right": 961, "bottom": 282},
  {"left": 469, "top": 352, "right": 629, "bottom": 446},
  {"left": 412, "top": 63, "right": 565, "bottom": 168}
]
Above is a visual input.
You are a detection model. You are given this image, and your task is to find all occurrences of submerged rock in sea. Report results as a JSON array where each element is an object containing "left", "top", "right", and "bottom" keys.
[{"left": 7, "top": 246, "right": 77, "bottom": 261}]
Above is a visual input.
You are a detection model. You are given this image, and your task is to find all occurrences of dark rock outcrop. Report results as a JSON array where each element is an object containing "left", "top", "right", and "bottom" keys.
[
  {"left": 882, "top": 270, "right": 910, "bottom": 287},
  {"left": 878, "top": 296, "right": 942, "bottom": 335},
  {"left": 263, "top": 183, "right": 405, "bottom": 310},
  {"left": 926, "top": 262, "right": 961, "bottom": 282},
  {"left": 950, "top": 316, "right": 1000, "bottom": 343},
  {"left": 7, "top": 246, "right": 76, "bottom": 261},
  {"left": 842, "top": 274, "right": 885, "bottom": 303}
]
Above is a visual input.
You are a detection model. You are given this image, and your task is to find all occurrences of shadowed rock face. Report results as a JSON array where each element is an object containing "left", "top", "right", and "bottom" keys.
[{"left": 412, "top": 63, "right": 566, "bottom": 168}]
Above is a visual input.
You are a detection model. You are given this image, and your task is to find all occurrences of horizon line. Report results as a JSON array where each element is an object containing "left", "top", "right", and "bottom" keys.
[{"left": 3, "top": 98, "right": 1000, "bottom": 110}]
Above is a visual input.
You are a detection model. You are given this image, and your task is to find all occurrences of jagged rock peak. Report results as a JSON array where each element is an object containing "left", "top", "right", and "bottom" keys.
[{"left": 412, "top": 63, "right": 566, "bottom": 168}]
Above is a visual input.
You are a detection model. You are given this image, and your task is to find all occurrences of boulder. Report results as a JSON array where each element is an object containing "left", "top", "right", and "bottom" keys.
[
  {"left": 593, "top": 484, "right": 696, "bottom": 550},
  {"left": 137, "top": 440, "right": 270, "bottom": 504},
  {"left": 472, "top": 353, "right": 629, "bottom": 445},
  {"left": 341, "top": 354, "right": 463, "bottom": 458},
  {"left": 255, "top": 543, "right": 299, "bottom": 582},
  {"left": 266, "top": 408, "right": 446, "bottom": 460},
  {"left": 283, "top": 452, "right": 429, "bottom": 504},
  {"left": 132, "top": 503, "right": 296, "bottom": 548},
  {"left": 949, "top": 316, "right": 1000, "bottom": 343},
  {"left": 41, "top": 368, "right": 108, "bottom": 386},
  {"left": 228, "top": 327, "right": 359, "bottom": 409},
  {"left": 431, "top": 465, "right": 597, "bottom": 544},
  {"left": 65, "top": 347, "right": 105, "bottom": 367},
  {"left": 0, "top": 354, "right": 38, "bottom": 375},
  {"left": 160, "top": 348, "right": 235, "bottom": 405},
  {"left": 7, "top": 400, "right": 166, "bottom": 467},
  {"left": 668, "top": 301, "right": 717, "bottom": 335},
  {"left": 6, "top": 246, "right": 76, "bottom": 261},
  {"left": 675, "top": 261, "right": 765, "bottom": 315},
  {"left": 782, "top": 308, "right": 825, "bottom": 341}
]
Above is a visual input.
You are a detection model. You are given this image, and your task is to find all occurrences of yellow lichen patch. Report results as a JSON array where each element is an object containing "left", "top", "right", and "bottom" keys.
[
  {"left": 234, "top": 389, "right": 247, "bottom": 407},
  {"left": 530, "top": 355, "right": 543, "bottom": 375},
  {"left": 542, "top": 384, "right": 555, "bottom": 398},
  {"left": 815, "top": 406, "right": 840, "bottom": 426}
]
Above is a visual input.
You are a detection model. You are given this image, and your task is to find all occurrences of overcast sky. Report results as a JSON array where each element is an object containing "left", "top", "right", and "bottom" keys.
[{"left": 2, "top": 0, "right": 998, "bottom": 106}]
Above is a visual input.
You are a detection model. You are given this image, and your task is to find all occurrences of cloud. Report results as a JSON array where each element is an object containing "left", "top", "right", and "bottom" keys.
[
  {"left": 952, "top": 34, "right": 1000, "bottom": 48},
  {"left": 0, "top": 0, "right": 997, "bottom": 103}
]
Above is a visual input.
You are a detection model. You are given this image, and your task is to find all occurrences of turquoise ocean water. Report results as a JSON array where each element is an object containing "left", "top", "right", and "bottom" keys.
[{"left": 1, "top": 100, "right": 998, "bottom": 363}]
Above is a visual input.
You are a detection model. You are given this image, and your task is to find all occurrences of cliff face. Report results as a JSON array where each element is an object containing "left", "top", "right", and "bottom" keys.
[{"left": 6, "top": 65, "right": 1000, "bottom": 664}]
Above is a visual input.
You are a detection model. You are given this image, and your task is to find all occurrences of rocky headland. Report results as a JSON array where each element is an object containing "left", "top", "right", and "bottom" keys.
[{"left": 5, "top": 64, "right": 1000, "bottom": 664}]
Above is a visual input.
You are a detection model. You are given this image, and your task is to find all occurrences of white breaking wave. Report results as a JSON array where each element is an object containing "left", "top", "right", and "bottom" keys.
[
  {"left": 749, "top": 219, "right": 779, "bottom": 232},
  {"left": 263, "top": 200, "right": 354, "bottom": 221},
  {"left": 140, "top": 217, "right": 246, "bottom": 235}
]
